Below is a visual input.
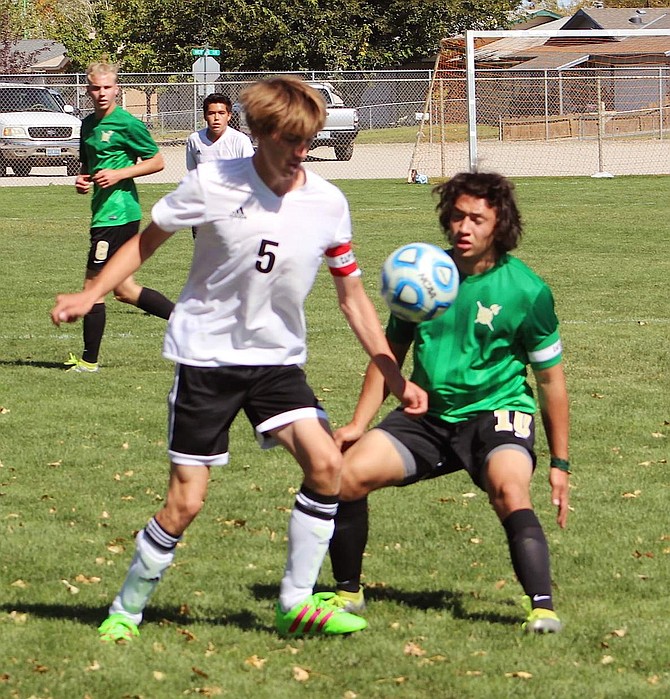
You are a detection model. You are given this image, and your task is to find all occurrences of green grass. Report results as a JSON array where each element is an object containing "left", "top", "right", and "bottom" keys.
[
  {"left": 356, "top": 123, "right": 499, "bottom": 145},
  {"left": 0, "top": 177, "right": 669, "bottom": 698}
]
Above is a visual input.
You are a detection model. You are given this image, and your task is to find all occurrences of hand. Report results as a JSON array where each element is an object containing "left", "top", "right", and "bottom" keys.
[
  {"left": 92, "top": 168, "right": 123, "bottom": 189},
  {"left": 334, "top": 422, "right": 365, "bottom": 452},
  {"left": 385, "top": 375, "right": 427, "bottom": 417},
  {"left": 549, "top": 468, "right": 570, "bottom": 529},
  {"left": 75, "top": 173, "right": 91, "bottom": 194},
  {"left": 51, "top": 291, "right": 95, "bottom": 326}
]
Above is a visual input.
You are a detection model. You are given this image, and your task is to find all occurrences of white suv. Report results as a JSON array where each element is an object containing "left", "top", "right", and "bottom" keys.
[{"left": 0, "top": 83, "right": 81, "bottom": 177}]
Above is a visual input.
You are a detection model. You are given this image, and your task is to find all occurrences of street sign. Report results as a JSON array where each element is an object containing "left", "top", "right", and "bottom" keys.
[
  {"left": 192, "top": 55, "right": 221, "bottom": 97},
  {"left": 191, "top": 48, "right": 221, "bottom": 56}
]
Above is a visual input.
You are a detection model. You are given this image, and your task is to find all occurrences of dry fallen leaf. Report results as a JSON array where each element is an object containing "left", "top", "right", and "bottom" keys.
[
  {"left": 244, "top": 655, "right": 267, "bottom": 669},
  {"left": 192, "top": 666, "right": 208, "bottom": 678},
  {"left": 153, "top": 670, "right": 165, "bottom": 681},
  {"left": 505, "top": 671, "right": 533, "bottom": 679},
  {"left": 404, "top": 641, "right": 426, "bottom": 657},
  {"left": 601, "top": 655, "right": 615, "bottom": 665},
  {"left": 85, "top": 660, "right": 101, "bottom": 672},
  {"left": 292, "top": 666, "right": 310, "bottom": 682},
  {"left": 622, "top": 491, "right": 641, "bottom": 499},
  {"left": 610, "top": 629, "right": 627, "bottom": 638},
  {"left": 61, "top": 579, "right": 80, "bottom": 595}
]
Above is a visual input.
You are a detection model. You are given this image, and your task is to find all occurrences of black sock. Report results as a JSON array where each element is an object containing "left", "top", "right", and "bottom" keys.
[
  {"left": 329, "top": 497, "right": 369, "bottom": 592},
  {"left": 82, "top": 302, "right": 106, "bottom": 364},
  {"left": 137, "top": 287, "right": 174, "bottom": 320},
  {"left": 502, "top": 508, "right": 554, "bottom": 610}
]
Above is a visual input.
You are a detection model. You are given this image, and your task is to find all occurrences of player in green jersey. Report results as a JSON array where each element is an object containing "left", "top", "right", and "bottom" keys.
[
  {"left": 323, "top": 171, "right": 570, "bottom": 633},
  {"left": 65, "top": 61, "right": 174, "bottom": 373}
]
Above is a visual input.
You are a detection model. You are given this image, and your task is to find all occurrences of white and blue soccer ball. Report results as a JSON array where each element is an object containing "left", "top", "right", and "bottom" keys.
[{"left": 381, "top": 243, "right": 459, "bottom": 323}]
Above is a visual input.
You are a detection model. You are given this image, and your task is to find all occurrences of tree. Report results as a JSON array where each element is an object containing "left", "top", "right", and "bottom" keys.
[
  {"left": 53, "top": 0, "right": 518, "bottom": 73},
  {"left": 0, "top": 0, "right": 42, "bottom": 73}
]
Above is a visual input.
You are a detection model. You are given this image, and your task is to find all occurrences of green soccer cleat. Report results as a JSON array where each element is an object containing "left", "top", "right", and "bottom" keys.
[
  {"left": 64, "top": 352, "right": 99, "bottom": 373},
  {"left": 521, "top": 595, "right": 563, "bottom": 634},
  {"left": 314, "top": 587, "right": 366, "bottom": 614},
  {"left": 98, "top": 613, "right": 140, "bottom": 643},
  {"left": 275, "top": 594, "right": 368, "bottom": 637}
]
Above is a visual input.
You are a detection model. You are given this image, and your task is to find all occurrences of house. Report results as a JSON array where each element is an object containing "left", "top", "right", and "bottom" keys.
[
  {"left": 9, "top": 40, "right": 71, "bottom": 73},
  {"left": 433, "top": 8, "right": 670, "bottom": 134}
]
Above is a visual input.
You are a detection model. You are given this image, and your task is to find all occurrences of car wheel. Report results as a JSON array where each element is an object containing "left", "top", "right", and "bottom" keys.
[
  {"left": 334, "top": 141, "right": 354, "bottom": 161},
  {"left": 12, "top": 162, "right": 32, "bottom": 177}
]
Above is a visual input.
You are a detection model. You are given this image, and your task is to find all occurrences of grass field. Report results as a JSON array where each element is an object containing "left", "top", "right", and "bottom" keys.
[{"left": 0, "top": 177, "right": 668, "bottom": 699}]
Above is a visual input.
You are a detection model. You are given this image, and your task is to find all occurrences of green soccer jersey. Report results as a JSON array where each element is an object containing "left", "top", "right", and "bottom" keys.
[
  {"left": 386, "top": 253, "right": 563, "bottom": 423},
  {"left": 80, "top": 106, "right": 159, "bottom": 227}
]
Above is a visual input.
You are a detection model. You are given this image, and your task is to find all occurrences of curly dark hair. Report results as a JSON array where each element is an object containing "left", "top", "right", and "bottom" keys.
[{"left": 433, "top": 172, "right": 523, "bottom": 254}]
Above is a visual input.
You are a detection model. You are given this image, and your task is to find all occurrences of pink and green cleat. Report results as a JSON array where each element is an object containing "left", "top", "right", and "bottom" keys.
[
  {"left": 275, "top": 594, "right": 367, "bottom": 637},
  {"left": 98, "top": 613, "right": 140, "bottom": 643}
]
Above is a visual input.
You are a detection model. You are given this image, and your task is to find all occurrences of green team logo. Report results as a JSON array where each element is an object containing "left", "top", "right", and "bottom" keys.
[{"left": 475, "top": 301, "right": 502, "bottom": 331}]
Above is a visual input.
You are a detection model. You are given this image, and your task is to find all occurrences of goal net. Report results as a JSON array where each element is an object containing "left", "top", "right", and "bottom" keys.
[{"left": 409, "top": 27, "right": 670, "bottom": 179}]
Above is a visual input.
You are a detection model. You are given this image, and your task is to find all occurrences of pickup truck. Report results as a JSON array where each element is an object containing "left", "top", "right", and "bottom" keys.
[
  {"left": 0, "top": 83, "right": 81, "bottom": 177},
  {"left": 233, "top": 81, "right": 359, "bottom": 161}
]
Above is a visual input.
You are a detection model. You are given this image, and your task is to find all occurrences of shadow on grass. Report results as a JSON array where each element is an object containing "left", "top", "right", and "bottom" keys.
[
  {"left": 0, "top": 359, "right": 66, "bottom": 369},
  {"left": 0, "top": 602, "right": 271, "bottom": 633},
  {"left": 251, "top": 583, "right": 519, "bottom": 627}
]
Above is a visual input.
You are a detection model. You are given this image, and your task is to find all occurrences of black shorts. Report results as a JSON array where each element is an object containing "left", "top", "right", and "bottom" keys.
[
  {"left": 86, "top": 221, "right": 140, "bottom": 271},
  {"left": 376, "top": 408, "right": 537, "bottom": 490},
  {"left": 167, "top": 364, "right": 327, "bottom": 466}
]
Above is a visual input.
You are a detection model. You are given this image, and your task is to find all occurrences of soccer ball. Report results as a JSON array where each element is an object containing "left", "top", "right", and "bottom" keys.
[{"left": 381, "top": 243, "right": 459, "bottom": 323}]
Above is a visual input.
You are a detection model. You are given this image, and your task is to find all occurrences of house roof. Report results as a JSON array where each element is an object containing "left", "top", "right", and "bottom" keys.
[
  {"left": 474, "top": 7, "right": 670, "bottom": 70},
  {"left": 10, "top": 40, "right": 70, "bottom": 72}
]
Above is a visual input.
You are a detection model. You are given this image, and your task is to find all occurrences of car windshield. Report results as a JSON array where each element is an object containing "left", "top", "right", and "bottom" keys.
[{"left": 0, "top": 87, "right": 62, "bottom": 113}]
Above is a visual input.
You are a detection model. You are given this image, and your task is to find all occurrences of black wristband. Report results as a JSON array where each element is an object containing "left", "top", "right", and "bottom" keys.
[{"left": 550, "top": 456, "right": 571, "bottom": 473}]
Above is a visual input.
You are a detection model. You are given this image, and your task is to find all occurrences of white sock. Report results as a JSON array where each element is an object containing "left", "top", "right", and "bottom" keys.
[
  {"left": 108, "top": 529, "right": 175, "bottom": 625},
  {"left": 279, "top": 507, "right": 335, "bottom": 612}
]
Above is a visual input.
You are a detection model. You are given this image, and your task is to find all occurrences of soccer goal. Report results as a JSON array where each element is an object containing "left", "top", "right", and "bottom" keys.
[{"left": 408, "top": 27, "right": 670, "bottom": 179}]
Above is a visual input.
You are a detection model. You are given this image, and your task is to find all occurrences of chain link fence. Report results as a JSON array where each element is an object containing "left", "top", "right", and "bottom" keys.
[
  {"left": 4, "top": 64, "right": 670, "bottom": 183},
  {"left": 1, "top": 70, "right": 433, "bottom": 183},
  {"left": 410, "top": 40, "right": 670, "bottom": 179}
]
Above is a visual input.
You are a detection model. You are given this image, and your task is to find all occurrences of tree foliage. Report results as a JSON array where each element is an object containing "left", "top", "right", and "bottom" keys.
[
  {"left": 47, "top": 0, "right": 516, "bottom": 73},
  {"left": 0, "top": 0, "right": 42, "bottom": 73}
]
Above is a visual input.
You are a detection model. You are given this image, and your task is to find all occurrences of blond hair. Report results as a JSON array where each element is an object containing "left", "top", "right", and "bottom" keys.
[
  {"left": 240, "top": 76, "right": 326, "bottom": 139},
  {"left": 86, "top": 60, "right": 119, "bottom": 83}
]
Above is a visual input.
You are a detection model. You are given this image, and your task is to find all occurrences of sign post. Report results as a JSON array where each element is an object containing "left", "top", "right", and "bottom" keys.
[{"left": 191, "top": 46, "right": 221, "bottom": 100}]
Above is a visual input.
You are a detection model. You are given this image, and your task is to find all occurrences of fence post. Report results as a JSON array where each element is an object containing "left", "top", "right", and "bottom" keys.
[{"left": 544, "top": 70, "right": 550, "bottom": 141}]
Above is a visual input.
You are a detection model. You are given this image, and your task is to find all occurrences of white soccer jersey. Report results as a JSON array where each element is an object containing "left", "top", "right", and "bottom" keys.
[
  {"left": 185, "top": 127, "right": 255, "bottom": 170},
  {"left": 152, "top": 158, "right": 361, "bottom": 367}
]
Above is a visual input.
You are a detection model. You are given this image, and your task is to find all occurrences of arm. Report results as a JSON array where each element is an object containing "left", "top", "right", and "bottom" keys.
[
  {"left": 335, "top": 337, "right": 412, "bottom": 450},
  {"left": 91, "top": 151, "right": 165, "bottom": 189},
  {"left": 534, "top": 362, "right": 570, "bottom": 528},
  {"left": 185, "top": 137, "right": 197, "bottom": 171},
  {"left": 51, "top": 222, "right": 172, "bottom": 325},
  {"left": 333, "top": 274, "right": 426, "bottom": 421}
]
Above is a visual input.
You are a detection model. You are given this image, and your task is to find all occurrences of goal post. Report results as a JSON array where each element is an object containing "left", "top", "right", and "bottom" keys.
[{"left": 409, "top": 27, "right": 670, "bottom": 179}]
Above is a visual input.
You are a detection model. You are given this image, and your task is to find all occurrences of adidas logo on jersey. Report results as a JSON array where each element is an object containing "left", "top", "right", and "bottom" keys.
[{"left": 230, "top": 206, "right": 246, "bottom": 219}]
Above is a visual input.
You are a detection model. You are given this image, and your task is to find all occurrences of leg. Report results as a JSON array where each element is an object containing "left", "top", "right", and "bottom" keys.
[
  {"left": 484, "top": 449, "right": 561, "bottom": 632},
  {"left": 79, "top": 272, "right": 107, "bottom": 366},
  {"left": 102, "top": 464, "right": 210, "bottom": 639},
  {"left": 271, "top": 417, "right": 342, "bottom": 610},
  {"left": 329, "top": 429, "right": 408, "bottom": 596},
  {"left": 114, "top": 274, "right": 174, "bottom": 320}
]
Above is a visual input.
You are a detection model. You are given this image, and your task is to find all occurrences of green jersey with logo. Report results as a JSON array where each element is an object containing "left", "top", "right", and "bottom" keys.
[
  {"left": 80, "top": 106, "right": 159, "bottom": 227},
  {"left": 387, "top": 253, "right": 562, "bottom": 423}
]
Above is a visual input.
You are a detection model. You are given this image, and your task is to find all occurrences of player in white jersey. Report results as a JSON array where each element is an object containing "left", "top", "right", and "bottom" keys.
[
  {"left": 51, "top": 76, "right": 427, "bottom": 642},
  {"left": 185, "top": 93, "right": 254, "bottom": 171}
]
